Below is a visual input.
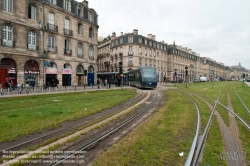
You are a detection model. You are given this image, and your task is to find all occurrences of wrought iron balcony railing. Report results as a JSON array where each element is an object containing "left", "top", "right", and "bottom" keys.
[
  {"left": 27, "top": 44, "right": 38, "bottom": 51},
  {"left": 64, "top": 49, "right": 72, "bottom": 55},
  {"left": 64, "top": 28, "right": 73, "bottom": 37},
  {"left": 78, "top": 54, "right": 83, "bottom": 59},
  {"left": 47, "top": 23, "right": 58, "bottom": 33},
  {"left": 1, "top": 39, "right": 15, "bottom": 47},
  {"left": 47, "top": 45, "right": 57, "bottom": 53}
]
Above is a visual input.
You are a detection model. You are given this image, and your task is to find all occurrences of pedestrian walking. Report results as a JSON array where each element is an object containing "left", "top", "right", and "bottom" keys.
[
  {"left": 5, "top": 76, "right": 9, "bottom": 90},
  {"left": 97, "top": 79, "right": 100, "bottom": 89},
  {"left": 56, "top": 78, "right": 59, "bottom": 88}
]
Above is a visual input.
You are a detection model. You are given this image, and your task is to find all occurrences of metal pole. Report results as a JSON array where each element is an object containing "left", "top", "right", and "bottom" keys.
[{"left": 42, "top": 2, "right": 45, "bottom": 86}]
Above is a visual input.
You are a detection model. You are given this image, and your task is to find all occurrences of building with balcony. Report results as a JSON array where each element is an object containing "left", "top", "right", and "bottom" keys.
[
  {"left": 167, "top": 43, "right": 202, "bottom": 82},
  {"left": 97, "top": 29, "right": 168, "bottom": 82},
  {"left": 0, "top": 0, "right": 98, "bottom": 88}
]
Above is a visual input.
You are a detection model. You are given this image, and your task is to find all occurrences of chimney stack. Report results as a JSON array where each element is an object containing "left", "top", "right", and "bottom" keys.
[
  {"left": 111, "top": 32, "right": 116, "bottom": 40},
  {"left": 152, "top": 35, "right": 156, "bottom": 41},
  {"left": 83, "top": 0, "right": 88, "bottom": 7},
  {"left": 148, "top": 34, "right": 152, "bottom": 39},
  {"left": 133, "top": 29, "right": 138, "bottom": 35}
]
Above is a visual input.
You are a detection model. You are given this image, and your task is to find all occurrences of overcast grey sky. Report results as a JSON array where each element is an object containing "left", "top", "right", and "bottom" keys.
[{"left": 80, "top": 0, "right": 250, "bottom": 69}]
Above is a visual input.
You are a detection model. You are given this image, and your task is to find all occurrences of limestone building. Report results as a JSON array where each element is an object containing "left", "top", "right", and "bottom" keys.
[
  {"left": 230, "top": 63, "right": 249, "bottom": 80},
  {"left": 97, "top": 29, "right": 168, "bottom": 82},
  {"left": 0, "top": 0, "right": 98, "bottom": 88}
]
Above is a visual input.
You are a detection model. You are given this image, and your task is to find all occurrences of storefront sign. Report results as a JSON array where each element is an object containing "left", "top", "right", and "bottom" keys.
[
  {"left": 63, "top": 68, "right": 72, "bottom": 74},
  {"left": 25, "top": 70, "right": 40, "bottom": 74},
  {"left": 8, "top": 68, "right": 17, "bottom": 74},
  {"left": 46, "top": 67, "right": 58, "bottom": 74}
]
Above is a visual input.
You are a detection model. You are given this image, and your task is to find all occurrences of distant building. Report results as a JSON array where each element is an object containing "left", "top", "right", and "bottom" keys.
[
  {"left": 97, "top": 29, "right": 168, "bottom": 82},
  {"left": 230, "top": 63, "right": 249, "bottom": 80}
]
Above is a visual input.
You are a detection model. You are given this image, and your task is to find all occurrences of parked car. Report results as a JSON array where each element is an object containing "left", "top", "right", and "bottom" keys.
[
  {"left": 200, "top": 77, "right": 208, "bottom": 82},
  {"left": 193, "top": 78, "right": 199, "bottom": 83},
  {"left": 246, "top": 79, "right": 250, "bottom": 82},
  {"left": 213, "top": 78, "right": 219, "bottom": 81}
]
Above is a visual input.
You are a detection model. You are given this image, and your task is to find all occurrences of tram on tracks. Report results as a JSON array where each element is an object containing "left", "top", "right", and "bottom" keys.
[{"left": 97, "top": 66, "right": 158, "bottom": 89}]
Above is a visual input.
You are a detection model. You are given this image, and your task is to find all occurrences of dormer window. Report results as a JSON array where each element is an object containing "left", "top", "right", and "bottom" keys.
[
  {"left": 78, "top": 6, "right": 81, "bottom": 16},
  {"left": 64, "top": 0, "right": 69, "bottom": 10},
  {"left": 89, "top": 11, "right": 92, "bottom": 21},
  {"left": 128, "top": 36, "right": 133, "bottom": 43}
]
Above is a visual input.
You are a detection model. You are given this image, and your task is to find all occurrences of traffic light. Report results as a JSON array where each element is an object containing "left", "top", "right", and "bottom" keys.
[
  {"left": 243, "top": 73, "right": 245, "bottom": 78},
  {"left": 212, "top": 70, "right": 214, "bottom": 75},
  {"left": 119, "top": 61, "right": 123, "bottom": 74},
  {"left": 174, "top": 72, "right": 177, "bottom": 76},
  {"left": 185, "top": 65, "right": 188, "bottom": 76},
  {"left": 84, "top": 70, "right": 87, "bottom": 76}
]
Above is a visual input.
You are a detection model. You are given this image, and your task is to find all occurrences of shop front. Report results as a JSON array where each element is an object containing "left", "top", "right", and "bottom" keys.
[
  {"left": 24, "top": 60, "right": 39, "bottom": 87},
  {"left": 76, "top": 65, "right": 84, "bottom": 86},
  {"left": 45, "top": 67, "right": 58, "bottom": 87},
  {"left": 62, "top": 68, "right": 72, "bottom": 86},
  {"left": 0, "top": 58, "right": 17, "bottom": 89}
]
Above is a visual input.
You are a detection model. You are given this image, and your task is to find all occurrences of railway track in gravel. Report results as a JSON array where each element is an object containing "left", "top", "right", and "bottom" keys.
[
  {"left": 36, "top": 90, "right": 158, "bottom": 166},
  {"left": 0, "top": 90, "right": 146, "bottom": 164}
]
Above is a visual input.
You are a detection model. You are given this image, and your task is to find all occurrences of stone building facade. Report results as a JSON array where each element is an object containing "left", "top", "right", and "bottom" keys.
[
  {"left": 0, "top": 0, "right": 98, "bottom": 88},
  {"left": 97, "top": 32, "right": 237, "bottom": 83},
  {"left": 167, "top": 43, "right": 232, "bottom": 82},
  {"left": 167, "top": 43, "right": 203, "bottom": 82},
  {"left": 97, "top": 29, "right": 168, "bottom": 82},
  {"left": 230, "top": 63, "right": 249, "bottom": 80}
]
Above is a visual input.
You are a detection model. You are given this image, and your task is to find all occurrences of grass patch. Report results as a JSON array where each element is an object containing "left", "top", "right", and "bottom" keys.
[
  {"left": 92, "top": 90, "right": 197, "bottom": 166},
  {"left": 201, "top": 116, "right": 227, "bottom": 166},
  {"left": 0, "top": 89, "right": 136, "bottom": 143}
]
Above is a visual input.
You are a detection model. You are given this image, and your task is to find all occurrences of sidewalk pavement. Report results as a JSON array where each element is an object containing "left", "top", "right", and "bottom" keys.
[
  {"left": 0, "top": 84, "right": 127, "bottom": 98},
  {"left": 245, "top": 81, "right": 250, "bottom": 87}
]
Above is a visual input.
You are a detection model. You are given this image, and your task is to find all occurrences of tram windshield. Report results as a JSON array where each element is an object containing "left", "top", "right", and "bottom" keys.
[{"left": 141, "top": 68, "right": 155, "bottom": 77}]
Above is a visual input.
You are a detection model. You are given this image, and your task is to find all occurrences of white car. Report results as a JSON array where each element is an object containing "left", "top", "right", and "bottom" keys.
[{"left": 200, "top": 77, "right": 208, "bottom": 82}]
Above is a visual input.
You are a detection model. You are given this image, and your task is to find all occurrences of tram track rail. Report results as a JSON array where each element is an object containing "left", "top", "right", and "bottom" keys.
[
  {"left": 0, "top": 90, "right": 145, "bottom": 159},
  {"left": 234, "top": 87, "right": 250, "bottom": 116},
  {"left": 182, "top": 90, "right": 222, "bottom": 166},
  {"left": 187, "top": 88, "right": 249, "bottom": 166},
  {"left": 46, "top": 91, "right": 158, "bottom": 166}
]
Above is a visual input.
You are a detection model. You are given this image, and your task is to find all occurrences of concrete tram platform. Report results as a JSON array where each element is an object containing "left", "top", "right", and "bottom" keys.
[{"left": 0, "top": 84, "right": 129, "bottom": 98}]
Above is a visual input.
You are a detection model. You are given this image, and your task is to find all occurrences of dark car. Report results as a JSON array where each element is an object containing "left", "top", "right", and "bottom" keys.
[
  {"left": 247, "top": 79, "right": 250, "bottom": 82},
  {"left": 193, "top": 78, "right": 199, "bottom": 83}
]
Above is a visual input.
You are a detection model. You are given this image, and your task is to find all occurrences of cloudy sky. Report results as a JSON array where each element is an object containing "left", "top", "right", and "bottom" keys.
[{"left": 79, "top": 0, "right": 250, "bottom": 69}]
